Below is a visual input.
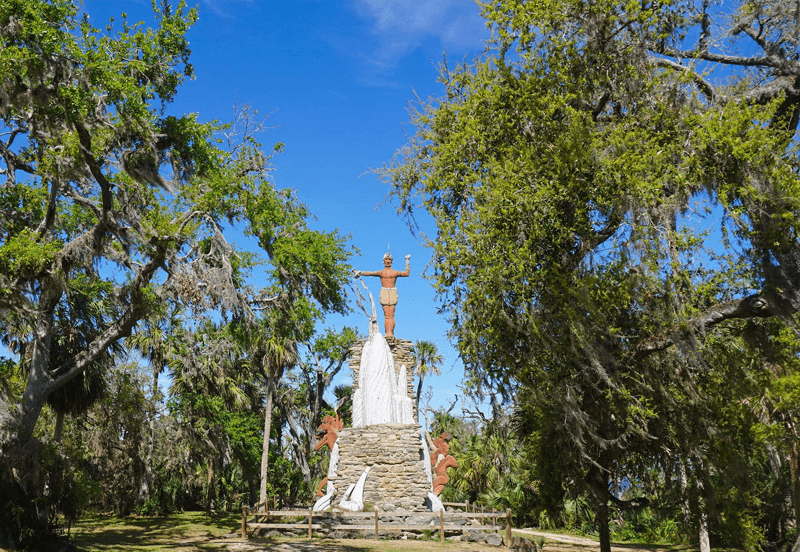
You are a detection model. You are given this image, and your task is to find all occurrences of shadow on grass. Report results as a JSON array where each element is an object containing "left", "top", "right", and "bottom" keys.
[{"left": 73, "top": 511, "right": 241, "bottom": 551}]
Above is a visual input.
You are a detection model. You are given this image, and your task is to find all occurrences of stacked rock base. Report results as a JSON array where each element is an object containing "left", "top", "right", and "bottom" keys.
[{"left": 332, "top": 423, "right": 430, "bottom": 511}]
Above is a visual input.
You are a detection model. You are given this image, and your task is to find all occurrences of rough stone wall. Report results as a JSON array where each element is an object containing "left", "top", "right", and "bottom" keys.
[
  {"left": 350, "top": 336, "right": 416, "bottom": 415},
  {"left": 334, "top": 424, "right": 431, "bottom": 511}
]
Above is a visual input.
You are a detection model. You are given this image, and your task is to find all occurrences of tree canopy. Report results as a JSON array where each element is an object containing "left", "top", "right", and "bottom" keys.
[
  {"left": 0, "top": 0, "right": 354, "bottom": 545},
  {"left": 384, "top": 1, "right": 800, "bottom": 550}
]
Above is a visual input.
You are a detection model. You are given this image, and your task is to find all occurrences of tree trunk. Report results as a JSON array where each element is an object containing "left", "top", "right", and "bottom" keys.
[
  {"left": 695, "top": 457, "right": 711, "bottom": 552},
  {"left": 597, "top": 497, "right": 611, "bottom": 552},
  {"left": 206, "top": 456, "right": 216, "bottom": 512},
  {"left": 12, "top": 287, "right": 61, "bottom": 445},
  {"left": 788, "top": 441, "right": 800, "bottom": 552},
  {"left": 259, "top": 379, "right": 274, "bottom": 508},
  {"left": 678, "top": 459, "right": 691, "bottom": 526},
  {"left": 53, "top": 411, "right": 65, "bottom": 443},
  {"left": 589, "top": 467, "right": 611, "bottom": 552},
  {"left": 699, "top": 507, "right": 711, "bottom": 552},
  {"left": 274, "top": 391, "right": 312, "bottom": 483},
  {"left": 140, "top": 370, "right": 159, "bottom": 503},
  {"left": 415, "top": 375, "right": 424, "bottom": 421},
  {"left": 313, "top": 365, "right": 324, "bottom": 432}
]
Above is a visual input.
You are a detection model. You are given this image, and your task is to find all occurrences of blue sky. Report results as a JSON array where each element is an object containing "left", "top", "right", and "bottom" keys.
[{"left": 80, "top": 0, "right": 492, "bottom": 417}]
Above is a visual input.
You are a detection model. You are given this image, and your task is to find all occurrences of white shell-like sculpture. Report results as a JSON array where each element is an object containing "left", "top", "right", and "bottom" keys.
[
  {"left": 313, "top": 482, "right": 335, "bottom": 512},
  {"left": 328, "top": 442, "right": 340, "bottom": 479},
  {"left": 352, "top": 333, "right": 414, "bottom": 427},
  {"left": 426, "top": 492, "right": 445, "bottom": 512},
  {"left": 421, "top": 434, "right": 433, "bottom": 490},
  {"left": 352, "top": 388, "right": 364, "bottom": 428},
  {"left": 339, "top": 467, "right": 370, "bottom": 512},
  {"left": 393, "top": 364, "right": 414, "bottom": 424},
  {"left": 312, "top": 442, "right": 341, "bottom": 512}
]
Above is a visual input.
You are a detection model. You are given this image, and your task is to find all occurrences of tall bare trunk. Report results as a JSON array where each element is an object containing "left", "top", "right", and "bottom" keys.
[
  {"left": 678, "top": 460, "right": 691, "bottom": 525},
  {"left": 788, "top": 441, "right": 800, "bottom": 552},
  {"left": 259, "top": 381, "right": 273, "bottom": 508},
  {"left": 698, "top": 507, "right": 711, "bottom": 552},
  {"left": 53, "top": 411, "right": 65, "bottom": 443},
  {"left": 415, "top": 376, "right": 424, "bottom": 421},
  {"left": 206, "top": 456, "right": 216, "bottom": 512},
  {"left": 140, "top": 370, "right": 159, "bottom": 503},
  {"left": 589, "top": 467, "right": 612, "bottom": 552},
  {"left": 695, "top": 457, "right": 711, "bottom": 552},
  {"left": 597, "top": 497, "right": 611, "bottom": 552},
  {"left": 275, "top": 391, "right": 312, "bottom": 483}
]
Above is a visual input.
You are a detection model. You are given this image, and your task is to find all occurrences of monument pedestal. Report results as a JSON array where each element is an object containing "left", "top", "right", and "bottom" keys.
[
  {"left": 314, "top": 332, "right": 437, "bottom": 513},
  {"left": 334, "top": 423, "right": 431, "bottom": 511}
]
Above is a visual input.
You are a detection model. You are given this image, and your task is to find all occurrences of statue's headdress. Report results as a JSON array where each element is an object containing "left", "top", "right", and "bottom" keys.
[{"left": 383, "top": 251, "right": 393, "bottom": 261}]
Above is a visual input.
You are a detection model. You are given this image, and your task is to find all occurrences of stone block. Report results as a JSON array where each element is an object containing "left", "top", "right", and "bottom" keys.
[
  {"left": 406, "top": 515, "right": 436, "bottom": 526},
  {"left": 335, "top": 424, "right": 431, "bottom": 510},
  {"left": 462, "top": 530, "right": 488, "bottom": 543},
  {"left": 486, "top": 533, "right": 505, "bottom": 547}
]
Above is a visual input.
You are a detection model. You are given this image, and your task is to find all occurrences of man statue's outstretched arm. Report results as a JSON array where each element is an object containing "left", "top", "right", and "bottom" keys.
[{"left": 399, "top": 255, "right": 411, "bottom": 277}]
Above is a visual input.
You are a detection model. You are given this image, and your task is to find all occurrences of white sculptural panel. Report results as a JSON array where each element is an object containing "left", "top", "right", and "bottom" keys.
[{"left": 352, "top": 333, "right": 414, "bottom": 427}]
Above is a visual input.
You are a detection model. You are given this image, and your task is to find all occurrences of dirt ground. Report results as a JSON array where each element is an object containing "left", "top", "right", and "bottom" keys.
[{"left": 154, "top": 530, "right": 688, "bottom": 552}]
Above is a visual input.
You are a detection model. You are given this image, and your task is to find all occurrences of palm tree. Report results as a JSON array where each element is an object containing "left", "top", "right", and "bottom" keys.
[
  {"left": 411, "top": 340, "right": 443, "bottom": 421},
  {"left": 254, "top": 332, "right": 296, "bottom": 508}
]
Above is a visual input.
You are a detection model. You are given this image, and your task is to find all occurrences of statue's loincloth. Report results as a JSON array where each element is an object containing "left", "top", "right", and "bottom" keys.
[{"left": 379, "top": 287, "right": 398, "bottom": 306}]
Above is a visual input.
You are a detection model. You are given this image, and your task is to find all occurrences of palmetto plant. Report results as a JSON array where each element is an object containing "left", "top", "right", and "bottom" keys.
[
  {"left": 46, "top": 281, "right": 122, "bottom": 442},
  {"left": 446, "top": 430, "right": 534, "bottom": 518}
]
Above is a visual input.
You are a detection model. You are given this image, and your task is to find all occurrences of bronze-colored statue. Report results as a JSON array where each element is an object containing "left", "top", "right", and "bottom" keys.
[
  {"left": 313, "top": 413, "right": 343, "bottom": 497},
  {"left": 354, "top": 253, "right": 410, "bottom": 338},
  {"left": 430, "top": 433, "right": 458, "bottom": 496}
]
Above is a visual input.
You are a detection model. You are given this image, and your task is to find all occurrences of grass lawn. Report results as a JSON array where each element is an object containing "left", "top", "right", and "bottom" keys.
[
  {"left": 69, "top": 511, "right": 241, "bottom": 551},
  {"left": 0, "top": 511, "right": 699, "bottom": 552},
  {"left": 67, "top": 511, "right": 516, "bottom": 551}
]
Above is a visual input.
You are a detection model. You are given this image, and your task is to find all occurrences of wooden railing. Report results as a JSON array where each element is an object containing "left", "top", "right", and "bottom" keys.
[{"left": 241, "top": 504, "right": 512, "bottom": 546}]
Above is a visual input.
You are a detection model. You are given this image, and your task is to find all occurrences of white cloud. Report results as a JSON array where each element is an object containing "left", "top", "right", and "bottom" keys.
[{"left": 350, "top": 0, "right": 487, "bottom": 70}]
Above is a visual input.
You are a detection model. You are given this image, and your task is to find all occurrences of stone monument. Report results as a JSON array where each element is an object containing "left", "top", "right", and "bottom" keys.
[{"left": 312, "top": 252, "right": 453, "bottom": 513}]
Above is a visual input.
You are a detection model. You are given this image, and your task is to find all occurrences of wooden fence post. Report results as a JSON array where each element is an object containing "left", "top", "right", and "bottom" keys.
[
  {"left": 466, "top": 499, "right": 470, "bottom": 513},
  {"left": 308, "top": 508, "right": 313, "bottom": 540},
  {"left": 241, "top": 506, "right": 247, "bottom": 539},
  {"left": 506, "top": 508, "right": 512, "bottom": 547},
  {"left": 440, "top": 510, "right": 445, "bottom": 543},
  {"left": 374, "top": 509, "right": 379, "bottom": 539},
  {"left": 481, "top": 505, "right": 485, "bottom": 525}
]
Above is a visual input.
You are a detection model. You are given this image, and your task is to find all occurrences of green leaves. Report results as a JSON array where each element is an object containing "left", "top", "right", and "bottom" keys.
[
  {"left": 0, "top": 228, "right": 61, "bottom": 279},
  {"left": 386, "top": 0, "right": 800, "bottom": 545}
]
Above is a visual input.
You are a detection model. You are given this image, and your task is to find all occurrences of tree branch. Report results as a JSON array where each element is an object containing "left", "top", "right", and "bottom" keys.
[
  {"left": 74, "top": 121, "right": 114, "bottom": 213},
  {"left": 647, "top": 57, "right": 715, "bottom": 102},
  {"left": 631, "top": 293, "right": 775, "bottom": 361},
  {"left": 50, "top": 248, "right": 167, "bottom": 384}
]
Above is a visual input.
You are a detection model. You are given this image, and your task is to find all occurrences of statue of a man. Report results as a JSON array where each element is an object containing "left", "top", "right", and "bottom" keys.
[{"left": 354, "top": 253, "right": 410, "bottom": 337}]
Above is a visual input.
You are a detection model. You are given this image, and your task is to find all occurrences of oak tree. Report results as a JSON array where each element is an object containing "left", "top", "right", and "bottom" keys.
[{"left": 384, "top": 1, "right": 800, "bottom": 549}]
